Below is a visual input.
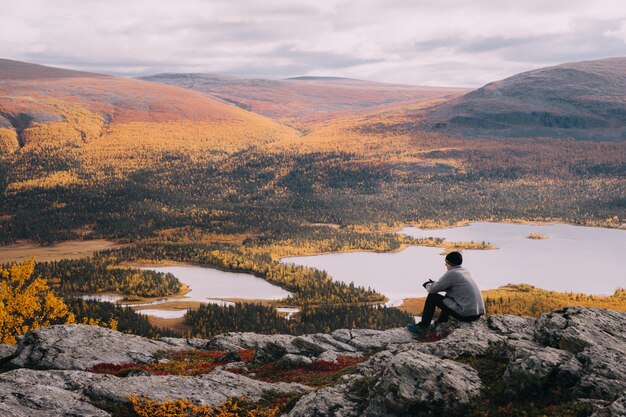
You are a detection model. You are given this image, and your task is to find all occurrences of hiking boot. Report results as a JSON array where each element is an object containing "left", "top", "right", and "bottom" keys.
[{"left": 406, "top": 323, "right": 427, "bottom": 335}]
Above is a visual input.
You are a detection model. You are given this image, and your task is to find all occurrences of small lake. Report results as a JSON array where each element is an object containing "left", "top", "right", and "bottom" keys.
[
  {"left": 282, "top": 222, "right": 626, "bottom": 306},
  {"left": 93, "top": 265, "right": 292, "bottom": 318},
  {"left": 141, "top": 265, "right": 292, "bottom": 302}
]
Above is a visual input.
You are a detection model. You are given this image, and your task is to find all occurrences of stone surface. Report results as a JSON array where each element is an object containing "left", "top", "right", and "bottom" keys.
[
  {"left": 11, "top": 324, "right": 176, "bottom": 370},
  {"left": 534, "top": 307, "right": 626, "bottom": 400},
  {"left": 207, "top": 332, "right": 298, "bottom": 353},
  {"left": 1, "top": 308, "right": 625, "bottom": 417},
  {"left": 591, "top": 394, "right": 626, "bottom": 417},
  {"left": 288, "top": 385, "right": 361, "bottom": 417},
  {"left": 0, "top": 344, "right": 17, "bottom": 360},
  {"left": 0, "top": 371, "right": 109, "bottom": 417},
  {"left": 361, "top": 350, "right": 483, "bottom": 416},
  {"left": 159, "top": 337, "right": 211, "bottom": 350},
  {"left": 415, "top": 319, "right": 505, "bottom": 359},
  {"left": 0, "top": 368, "right": 310, "bottom": 411},
  {"left": 276, "top": 354, "right": 313, "bottom": 368},
  {"left": 502, "top": 346, "right": 576, "bottom": 395},
  {"left": 348, "top": 328, "right": 414, "bottom": 351}
]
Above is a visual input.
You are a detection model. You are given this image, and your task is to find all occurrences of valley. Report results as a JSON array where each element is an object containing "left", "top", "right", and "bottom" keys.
[{"left": 1, "top": 57, "right": 625, "bottom": 339}]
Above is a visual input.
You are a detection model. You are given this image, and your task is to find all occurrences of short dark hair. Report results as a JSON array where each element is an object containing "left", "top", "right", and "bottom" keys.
[{"left": 445, "top": 251, "right": 463, "bottom": 266}]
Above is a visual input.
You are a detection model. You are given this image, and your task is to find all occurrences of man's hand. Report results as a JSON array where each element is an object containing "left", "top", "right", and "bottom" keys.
[{"left": 422, "top": 279, "right": 434, "bottom": 288}]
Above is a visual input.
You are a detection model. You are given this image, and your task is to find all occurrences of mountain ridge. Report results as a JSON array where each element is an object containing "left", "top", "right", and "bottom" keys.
[{"left": 424, "top": 56, "right": 626, "bottom": 140}]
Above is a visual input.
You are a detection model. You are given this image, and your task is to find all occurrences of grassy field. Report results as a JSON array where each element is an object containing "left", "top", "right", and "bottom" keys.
[{"left": 0, "top": 239, "right": 122, "bottom": 263}]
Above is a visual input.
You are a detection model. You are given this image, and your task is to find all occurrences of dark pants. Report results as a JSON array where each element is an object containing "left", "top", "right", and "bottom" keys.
[{"left": 419, "top": 293, "right": 481, "bottom": 327}]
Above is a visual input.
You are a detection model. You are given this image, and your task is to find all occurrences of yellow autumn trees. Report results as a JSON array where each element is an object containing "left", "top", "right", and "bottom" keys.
[{"left": 0, "top": 259, "right": 75, "bottom": 344}]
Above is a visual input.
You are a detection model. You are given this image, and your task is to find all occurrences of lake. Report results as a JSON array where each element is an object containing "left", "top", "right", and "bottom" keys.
[
  {"left": 282, "top": 222, "right": 626, "bottom": 306},
  {"left": 97, "top": 265, "right": 292, "bottom": 318}
]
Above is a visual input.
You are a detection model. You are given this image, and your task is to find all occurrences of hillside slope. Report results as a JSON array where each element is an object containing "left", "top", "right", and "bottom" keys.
[
  {"left": 140, "top": 73, "right": 467, "bottom": 124},
  {"left": 424, "top": 57, "right": 626, "bottom": 140},
  {"left": 0, "top": 59, "right": 297, "bottom": 165}
]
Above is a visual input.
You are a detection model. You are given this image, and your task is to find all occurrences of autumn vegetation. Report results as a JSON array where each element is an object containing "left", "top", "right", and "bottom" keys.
[
  {"left": 400, "top": 284, "right": 626, "bottom": 317},
  {"left": 1, "top": 61, "right": 625, "bottom": 346},
  {"left": 0, "top": 259, "right": 75, "bottom": 343}
]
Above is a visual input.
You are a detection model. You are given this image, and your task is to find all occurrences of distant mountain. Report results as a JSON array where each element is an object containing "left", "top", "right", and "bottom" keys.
[
  {"left": 424, "top": 57, "right": 626, "bottom": 140},
  {"left": 0, "top": 58, "right": 104, "bottom": 81},
  {"left": 0, "top": 59, "right": 296, "bottom": 154},
  {"left": 140, "top": 73, "right": 467, "bottom": 122}
]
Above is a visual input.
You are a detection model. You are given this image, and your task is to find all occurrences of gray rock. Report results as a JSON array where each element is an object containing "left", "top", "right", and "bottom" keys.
[
  {"left": 292, "top": 335, "right": 351, "bottom": 356},
  {"left": 0, "top": 368, "right": 311, "bottom": 410},
  {"left": 361, "top": 350, "right": 483, "bottom": 416},
  {"left": 416, "top": 319, "right": 504, "bottom": 359},
  {"left": 348, "top": 328, "right": 414, "bottom": 351},
  {"left": 288, "top": 384, "right": 361, "bottom": 417},
  {"left": 316, "top": 350, "right": 364, "bottom": 364},
  {"left": 503, "top": 346, "right": 576, "bottom": 395},
  {"left": 207, "top": 332, "right": 297, "bottom": 352},
  {"left": 591, "top": 394, "right": 626, "bottom": 417},
  {"left": 254, "top": 342, "right": 289, "bottom": 363},
  {"left": 0, "top": 344, "right": 17, "bottom": 360},
  {"left": 534, "top": 307, "right": 626, "bottom": 353},
  {"left": 11, "top": 324, "right": 176, "bottom": 370},
  {"left": 487, "top": 314, "right": 535, "bottom": 339},
  {"left": 534, "top": 308, "right": 626, "bottom": 400},
  {"left": 0, "top": 371, "right": 109, "bottom": 417},
  {"left": 159, "top": 337, "right": 211, "bottom": 349},
  {"left": 276, "top": 354, "right": 313, "bottom": 368}
]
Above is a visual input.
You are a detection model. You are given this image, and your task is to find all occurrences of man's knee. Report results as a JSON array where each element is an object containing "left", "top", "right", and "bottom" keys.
[{"left": 426, "top": 293, "right": 445, "bottom": 302}]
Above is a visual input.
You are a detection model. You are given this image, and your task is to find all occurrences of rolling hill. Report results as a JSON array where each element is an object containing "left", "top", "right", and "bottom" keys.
[
  {"left": 423, "top": 57, "right": 626, "bottom": 140},
  {"left": 0, "top": 58, "right": 298, "bottom": 163},
  {"left": 139, "top": 73, "right": 467, "bottom": 126},
  {"left": 0, "top": 58, "right": 624, "bottom": 245}
]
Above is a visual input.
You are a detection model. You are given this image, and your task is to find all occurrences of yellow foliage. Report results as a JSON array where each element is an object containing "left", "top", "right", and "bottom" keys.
[
  {"left": 0, "top": 127, "right": 19, "bottom": 154},
  {"left": 401, "top": 284, "right": 626, "bottom": 317},
  {"left": 0, "top": 259, "right": 75, "bottom": 344},
  {"left": 129, "top": 395, "right": 279, "bottom": 417},
  {"left": 18, "top": 101, "right": 105, "bottom": 147},
  {"left": 6, "top": 170, "right": 85, "bottom": 192},
  {"left": 79, "top": 316, "right": 118, "bottom": 330},
  {"left": 482, "top": 284, "right": 626, "bottom": 316}
]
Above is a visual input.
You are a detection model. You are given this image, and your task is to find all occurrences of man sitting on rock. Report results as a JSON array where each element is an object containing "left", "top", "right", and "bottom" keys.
[{"left": 407, "top": 251, "right": 485, "bottom": 335}]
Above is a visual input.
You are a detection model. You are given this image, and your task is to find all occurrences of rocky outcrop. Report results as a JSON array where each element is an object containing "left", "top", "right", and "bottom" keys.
[
  {"left": 0, "top": 344, "right": 16, "bottom": 360},
  {"left": 0, "top": 368, "right": 310, "bottom": 406},
  {"left": 361, "top": 350, "right": 482, "bottom": 416},
  {"left": 11, "top": 324, "right": 177, "bottom": 370},
  {"left": 0, "top": 307, "right": 624, "bottom": 416},
  {"left": 286, "top": 307, "right": 626, "bottom": 416}
]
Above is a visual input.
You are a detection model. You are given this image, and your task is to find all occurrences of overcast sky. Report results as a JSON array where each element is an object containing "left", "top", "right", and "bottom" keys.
[{"left": 2, "top": 0, "right": 626, "bottom": 87}]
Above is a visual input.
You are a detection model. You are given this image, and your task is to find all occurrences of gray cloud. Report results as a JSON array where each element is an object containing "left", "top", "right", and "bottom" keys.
[{"left": 1, "top": 0, "right": 626, "bottom": 86}]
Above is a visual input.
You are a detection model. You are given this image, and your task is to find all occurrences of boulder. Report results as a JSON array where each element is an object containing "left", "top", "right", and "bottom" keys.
[
  {"left": 288, "top": 384, "right": 361, "bottom": 417},
  {"left": 591, "top": 394, "right": 626, "bottom": 417},
  {"left": 534, "top": 307, "right": 626, "bottom": 400},
  {"left": 276, "top": 354, "right": 313, "bottom": 368},
  {"left": 11, "top": 325, "right": 176, "bottom": 370},
  {"left": 159, "top": 337, "right": 211, "bottom": 350},
  {"left": 0, "top": 372, "right": 109, "bottom": 417},
  {"left": 415, "top": 319, "right": 505, "bottom": 359},
  {"left": 0, "top": 368, "right": 311, "bottom": 411},
  {"left": 207, "top": 332, "right": 297, "bottom": 352},
  {"left": 361, "top": 349, "right": 483, "bottom": 416},
  {"left": 534, "top": 307, "right": 626, "bottom": 353},
  {"left": 0, "top": 344, "right": 17, "bottom": 360},
  {"left": 502, "top": 346, "right": 577, "bottom": 395},
  {"left": 347, "top": 328, "right": 414, "bottom": 351}
]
